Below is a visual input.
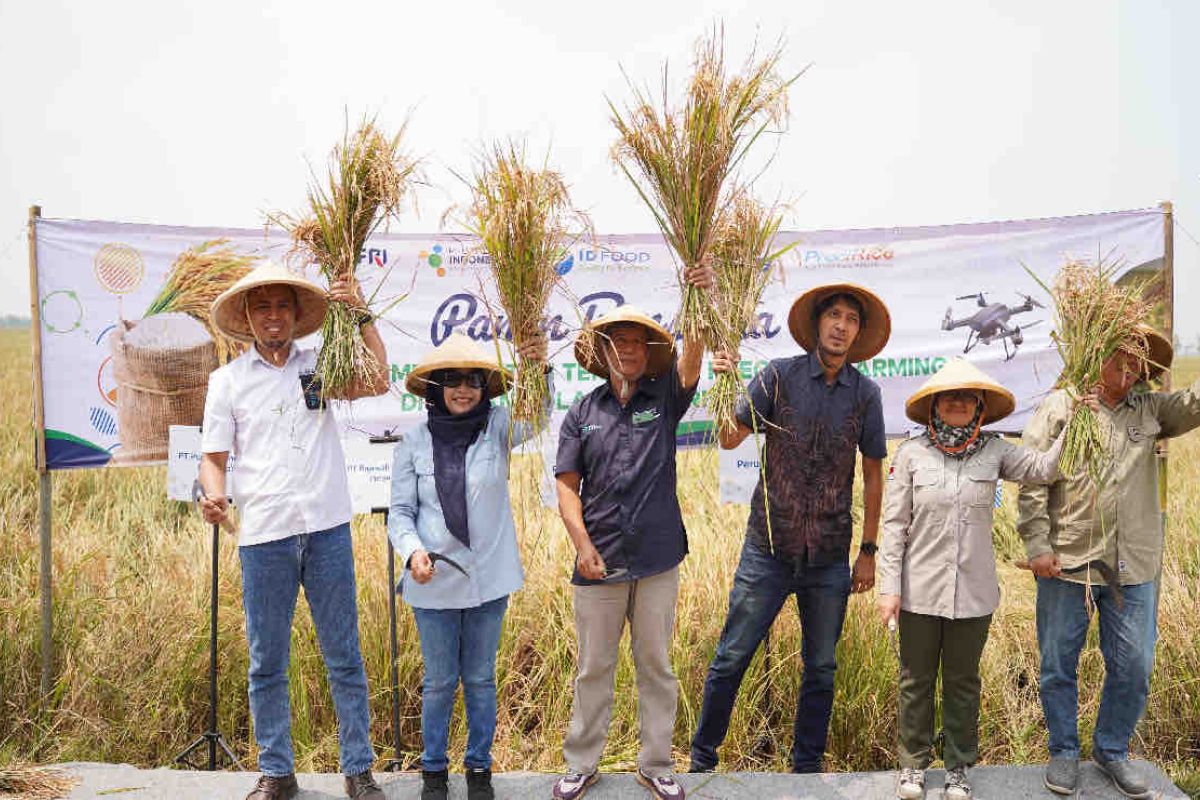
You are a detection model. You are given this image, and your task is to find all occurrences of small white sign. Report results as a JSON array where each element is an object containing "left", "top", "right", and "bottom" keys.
[
  {"left": 719, "top": 436, "right": 763, "bottom": 504},
  {"left": 167, "top": 426, "right": 235, "bottom": 502},
  {"left": 344, "top": 437, "right": 398, "bottom": 515},
  {"left": 167, "top": 425, "right": 397, "bottom": 516}
]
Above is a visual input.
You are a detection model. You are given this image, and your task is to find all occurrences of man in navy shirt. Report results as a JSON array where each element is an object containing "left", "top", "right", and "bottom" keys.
[
  {"left": 689, "top": 283, "right": 891, "bottom": 775},
  {"left": 552, "top": 266, "right": 710, "bottom": 800}
]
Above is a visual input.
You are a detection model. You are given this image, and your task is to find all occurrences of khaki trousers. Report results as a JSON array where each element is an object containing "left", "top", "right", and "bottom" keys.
[{"left": 562, "top": 566, "right": 680, "bottom": 777}]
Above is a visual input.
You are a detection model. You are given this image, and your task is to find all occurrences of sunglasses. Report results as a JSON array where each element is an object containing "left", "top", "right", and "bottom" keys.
[{"left": 440, "top": 370, "right": 486, "bottom": 389}]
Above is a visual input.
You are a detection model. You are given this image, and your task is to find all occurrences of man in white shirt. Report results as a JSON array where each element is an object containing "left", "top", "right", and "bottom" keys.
[{"left": 199, "top": 260, "right": 389, "bottom": 800}]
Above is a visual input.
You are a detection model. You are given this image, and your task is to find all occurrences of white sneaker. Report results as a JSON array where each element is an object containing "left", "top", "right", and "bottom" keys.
[
  {"left": 896, "top": 767, "right": 925, "bottom": 799},
  {"left": 944, "top": 766, "right": 972, "bottom": 799}
]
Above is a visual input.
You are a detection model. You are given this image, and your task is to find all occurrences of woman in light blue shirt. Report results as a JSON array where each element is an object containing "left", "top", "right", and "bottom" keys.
[{"left": 388, "top": 332, "right": 549, "bottom": 800}]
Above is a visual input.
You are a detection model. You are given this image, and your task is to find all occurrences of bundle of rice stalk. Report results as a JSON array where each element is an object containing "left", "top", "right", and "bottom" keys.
[
  {"left": 460, "top": 141, "right": 591, "bottom": 422},
  {"left": 0, "top": 763, "right": 77, "bottom": 798},
  {"left": 144, "top": 239, "right": 256, "bottom": 363},
  {"left": 706, "top": 191, "right": 793, "bottom": 435},
  {"left": 1035, "top": 256, "right": 1152, "bottom": 484},
  {"left": 609, "top": 29, "right": 796, "bottom": 346},
  {"left": 275, "top": 116, "right": 420, "bottom": 399}
]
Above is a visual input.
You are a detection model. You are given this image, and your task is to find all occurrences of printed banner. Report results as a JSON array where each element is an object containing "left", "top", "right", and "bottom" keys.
[{"left": 34, "top": 210, "right": 1165, "bottom": 503}]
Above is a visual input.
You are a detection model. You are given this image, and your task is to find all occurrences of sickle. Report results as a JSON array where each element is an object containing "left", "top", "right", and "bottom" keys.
[
  {"left": 1015, "top": 558, "right": 1123, "bottom": 610},
  {"left": 428, "top": 551, "right": 469, "bottom": 577}
]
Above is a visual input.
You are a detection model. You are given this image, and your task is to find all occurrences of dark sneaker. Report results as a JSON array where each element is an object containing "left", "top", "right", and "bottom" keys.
[
  {"left": 1044, "top": 756, "right": 1079, "bottom": 795},
  {"left": 552, "top": 771, "right": 598, "bottom": 799},
  {"left": 1093, "top": 756, "right": 1152, "bottom": 799},
  {"left": 687, "top": 763, "right": 713, "bottom": 774},
  {"left": 246, "top": 774, "right": 299, "bottom": 800},
  {"left": 944, "top": 766, "right": 972, "bottom": 799},
  {"left": 635, "top": 770, "right": 685, "bottom": 799},
  {"left": 466, "top": 767, "right": 495, "bottom": 800},
  {"left": 896, "top": 767, "right": 925, "bottom": 799},
  {"left": 421, "top": 769, "right": 449, "bottom": 800}
]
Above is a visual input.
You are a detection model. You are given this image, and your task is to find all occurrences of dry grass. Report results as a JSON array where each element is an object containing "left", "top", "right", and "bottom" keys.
[
  {"left": 1, "top": 329, "right": 1197, "bottom": 794},
  {"left": 144, "top": 239, "right": 256, "bottom": 364},
  {"left": 0, "top": 763, "right": 76, "bottom": 798}
]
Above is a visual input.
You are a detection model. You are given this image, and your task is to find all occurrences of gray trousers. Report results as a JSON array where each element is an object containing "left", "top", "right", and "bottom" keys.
[{"left": 562, "top": 566, "right": 681, "bottom": 777}]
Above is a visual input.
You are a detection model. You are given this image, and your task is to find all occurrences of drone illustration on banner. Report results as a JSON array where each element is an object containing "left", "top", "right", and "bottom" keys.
[{"left": 941, "top": 291, "right": 1045, "bottom": 361}]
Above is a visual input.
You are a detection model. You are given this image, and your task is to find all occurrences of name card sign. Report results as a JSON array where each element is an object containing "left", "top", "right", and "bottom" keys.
[{"left": 167, "top": 426, "right": 398, "bottom": 515}]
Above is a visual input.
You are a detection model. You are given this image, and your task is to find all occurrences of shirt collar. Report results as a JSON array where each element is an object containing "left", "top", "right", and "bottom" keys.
[
  {"left": 805, "top": 351, "right": 853, "bottom": 387},
  {"left": 249, "top": 341, "right": 301, "bottom": 369},
  {"left": 599, "top": 372, "right": 664, "bottom": 405}
]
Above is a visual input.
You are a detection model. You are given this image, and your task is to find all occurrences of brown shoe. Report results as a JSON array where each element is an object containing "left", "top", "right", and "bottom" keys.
[
  {"left": 345, "top": 770, "right": 385, "bottom": 799},
  {"left": 246, "top": 774, "right": 299, "bottom": 800}
]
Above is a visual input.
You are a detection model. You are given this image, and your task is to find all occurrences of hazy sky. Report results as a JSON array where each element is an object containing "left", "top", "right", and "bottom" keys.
[{"left": 2, "top": 0, "right": 1196, "bottom": 343}]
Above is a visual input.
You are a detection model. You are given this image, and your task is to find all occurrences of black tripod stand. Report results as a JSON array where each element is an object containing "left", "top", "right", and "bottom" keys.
[
  {"left": 371, "top": 433, "right": 406, "bottom": 772},
  {"left": 175, "top": 517, "right": 241, "bottom": 770}
]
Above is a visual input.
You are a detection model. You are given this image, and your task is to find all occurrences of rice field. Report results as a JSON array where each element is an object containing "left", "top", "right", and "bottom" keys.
[{"left": 1, "top": 328, "right": 1197, "bottom": 796}]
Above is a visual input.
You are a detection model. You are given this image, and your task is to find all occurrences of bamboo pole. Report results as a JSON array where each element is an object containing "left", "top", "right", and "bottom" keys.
[
  {"left": 1157, "top": 201, "right": 1173, "bottom": 521},
  {"left": 27, "top": 205, "right": 54, "bottom": 703}
]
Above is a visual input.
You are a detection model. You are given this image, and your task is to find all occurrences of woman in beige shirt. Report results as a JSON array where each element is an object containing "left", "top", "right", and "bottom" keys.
[{"left": 877, "top": 359, "right": 1065, "bottom": 800}]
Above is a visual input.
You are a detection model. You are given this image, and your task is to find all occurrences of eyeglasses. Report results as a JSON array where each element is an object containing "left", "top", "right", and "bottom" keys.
[{"left": 441, "top": 371, "right": 486, "bottom": 389}]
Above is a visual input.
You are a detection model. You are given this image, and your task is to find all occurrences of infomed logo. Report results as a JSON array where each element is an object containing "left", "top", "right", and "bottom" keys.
[{"left": 418, "top": 243, "right": 494, "bottom": 277}]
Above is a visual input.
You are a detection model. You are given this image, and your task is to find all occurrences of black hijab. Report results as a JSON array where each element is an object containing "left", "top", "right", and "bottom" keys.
[{"left": 425, "top": 369, "right": 491, "bottom": 548}]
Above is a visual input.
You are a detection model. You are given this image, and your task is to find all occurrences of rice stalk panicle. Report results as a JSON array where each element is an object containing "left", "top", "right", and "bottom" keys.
[
  {"left": 1039, "top": 256, "right": 1153, "bottom": 481},
  {"left": 609, "top": 27, "right": 796, "bottom": 346},
  {"left": 272, "top": 115, "right": 421, "bottom": 398},
  {"left": 458, "top": 140, "right": 592, "bottom": 422},
  {"left": 706, "top": 190, "right": 792, "bottom": 435}
]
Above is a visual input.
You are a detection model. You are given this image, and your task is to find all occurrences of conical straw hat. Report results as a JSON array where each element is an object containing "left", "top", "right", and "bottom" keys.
[
  {"left": 405, "top": 333, "right": 513, "bottom": 399},
  {"left": 574, "top": 305, "right": 675, "bottom": 379},
  {"left": 210, "top": 260, "right": 329, "bottom": 344},
  {"left": 1133, "top": 324, "right": 1172, "bottom": 381},
  {"left": 787, "top": 282, "right": 891, "bottom": 363},
  {"left": 905, "top": 358, "right": 1016, "bottom": 425}
]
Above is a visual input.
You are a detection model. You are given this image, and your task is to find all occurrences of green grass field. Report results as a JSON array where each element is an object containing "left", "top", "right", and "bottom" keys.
[{"left": 1, "top": 329, "right": 1197, "bottom": 795}]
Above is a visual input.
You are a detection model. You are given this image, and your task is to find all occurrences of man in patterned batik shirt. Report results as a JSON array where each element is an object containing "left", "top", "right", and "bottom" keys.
[{"left": 690, "top": 283, "right": 891, "bottom": 775}]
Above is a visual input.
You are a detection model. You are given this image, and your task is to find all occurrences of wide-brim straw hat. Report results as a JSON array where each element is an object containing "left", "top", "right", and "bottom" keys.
[
  {"left": 574, "top": 305, "right": 675, "bottom": 379},
  {"left": 404, "top": 333, "right": 513, "bottom": 399},
  {"left": 905, "top": 358, "right": 1016, "bottom": 425},
  {"left": 1133, "top": 324, "right": 1173, "bottom": 381},
  {"left": 787, "top": 282, "right": 891, "bottom": 363},
  {"left": 210, "top": 260, "right": 329, "bottom": 344}
]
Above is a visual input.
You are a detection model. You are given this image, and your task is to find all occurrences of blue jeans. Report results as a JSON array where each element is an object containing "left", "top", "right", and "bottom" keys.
[
  {"left": 411, "top": 595, "right": 509, "bottom": 771},
  {"left": 691, "top": 537, "right": 852, "bottom": 772},
  {"left": 239, "top": 524, "right": 374, "bottom": 777},
  {"left": 1036, "top": 577, "right": 1158, "bottom": 762}
]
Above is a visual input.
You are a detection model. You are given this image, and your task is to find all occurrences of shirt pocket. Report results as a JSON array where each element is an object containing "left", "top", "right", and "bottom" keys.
[
  {"left": 964, "top": 461, "right": 1000, "bottom": 508},
  {"left": 1124, "top": 416, "right": 1161, "bottom": 452},
  {"left": 913, "top": 467, "right": 941, "bottom": 492},
  {"left": 467, "top": 443, "right": 501, "bottom": 497},
  {"left": 413, "top": 452, "right": 440, "bottom": 509}
]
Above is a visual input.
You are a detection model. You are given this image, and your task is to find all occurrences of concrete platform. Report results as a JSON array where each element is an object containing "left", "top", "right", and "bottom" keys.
[{"left": 58, "top": 761, "right": 1189, "bottom": 799}]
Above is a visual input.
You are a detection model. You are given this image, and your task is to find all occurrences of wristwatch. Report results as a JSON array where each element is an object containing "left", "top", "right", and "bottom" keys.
[{"left": 859, "top": 541, "right": 878, "bottom": 557}]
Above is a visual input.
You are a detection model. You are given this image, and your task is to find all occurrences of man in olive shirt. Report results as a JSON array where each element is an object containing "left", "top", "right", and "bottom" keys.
[{"left": 1018, "top": 327, "right": 1200, "bottom": 799}]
